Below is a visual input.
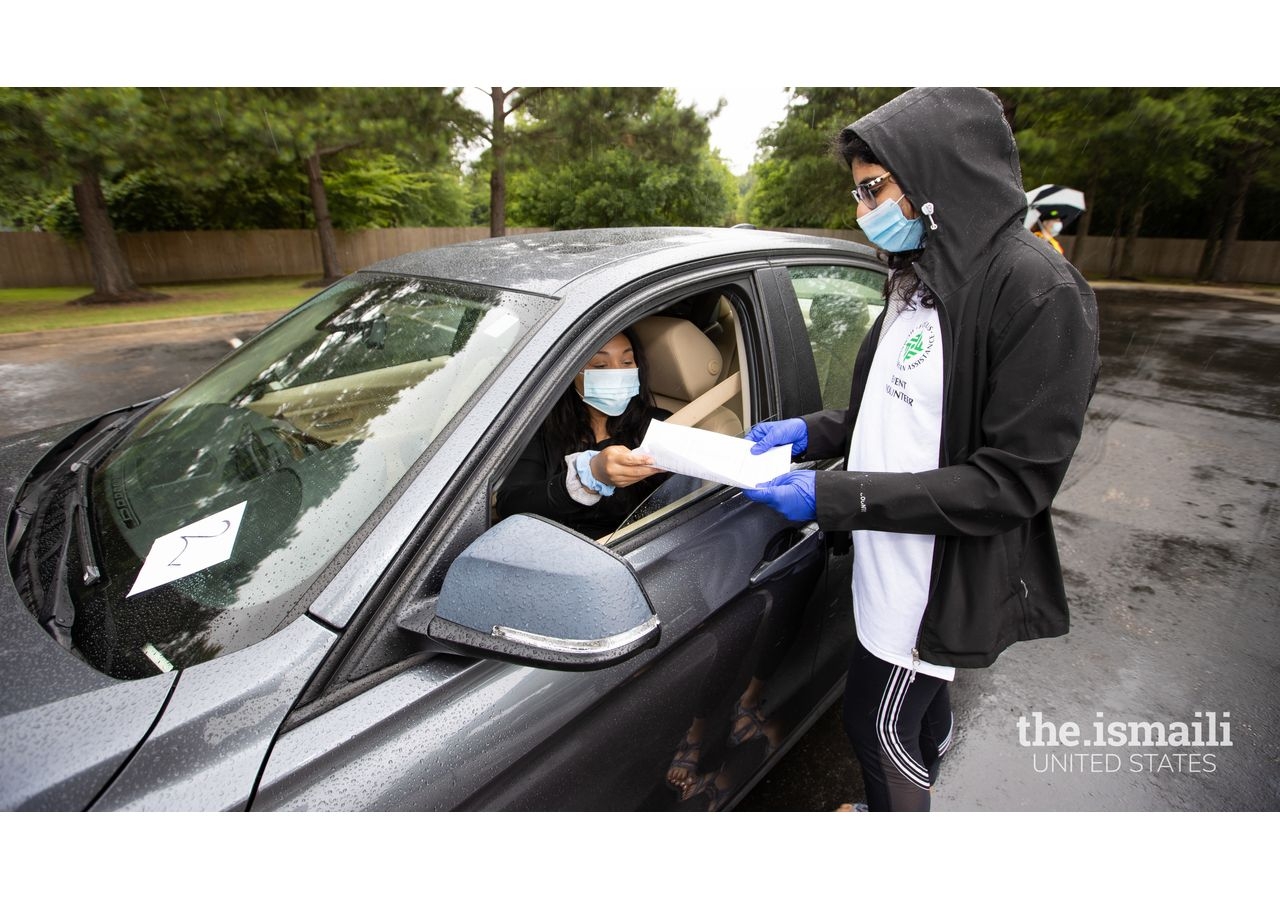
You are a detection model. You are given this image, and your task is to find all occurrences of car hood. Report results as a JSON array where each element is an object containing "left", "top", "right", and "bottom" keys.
[{"left": 0, "top": 419, "right": 174, "bottom": 810}]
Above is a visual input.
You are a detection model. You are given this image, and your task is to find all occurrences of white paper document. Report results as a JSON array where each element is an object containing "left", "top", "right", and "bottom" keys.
[
  {"left": 128, "top": 501, "right": 248, "bottom": 597},
  {"left": 638, "top": 419, "right": 792, "bottom": 490}
]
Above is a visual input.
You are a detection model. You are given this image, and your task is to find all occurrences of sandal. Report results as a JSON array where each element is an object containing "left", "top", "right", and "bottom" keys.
[
  {"left": 665, "top": 735, "right": 702, "bottom": 800},
  {"left": 729, "top": 700, "right": 779, "bottom": 751}
]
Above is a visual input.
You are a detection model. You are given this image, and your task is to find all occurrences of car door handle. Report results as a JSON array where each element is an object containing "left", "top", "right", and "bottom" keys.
[{"left": 748, "top": 522, "right": 821, "bottom": 586}]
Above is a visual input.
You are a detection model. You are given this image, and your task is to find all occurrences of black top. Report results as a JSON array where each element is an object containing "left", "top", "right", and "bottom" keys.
[
  {"left": 810, "top": 88, "right": 1101, "bottom": 668},
  {"left": 495, "top": 408, "right": 671, "bottom": 540}
]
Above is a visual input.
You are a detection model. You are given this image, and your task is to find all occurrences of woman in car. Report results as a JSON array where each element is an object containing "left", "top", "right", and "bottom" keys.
[{"left": 495, "top": 329, "right": 670, "bottom": 540}]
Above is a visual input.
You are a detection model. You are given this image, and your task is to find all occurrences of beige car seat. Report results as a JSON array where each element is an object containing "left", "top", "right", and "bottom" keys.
[
  {"left": 702, "top": 296, "right": 742, "bottom": 423},
  {"left": 631, "top": 315, "right": 743, "bottom": 436}
]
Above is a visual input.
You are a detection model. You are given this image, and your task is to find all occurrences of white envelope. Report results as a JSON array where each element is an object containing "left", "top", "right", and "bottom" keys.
[{"left": 638, "top": 419, "right": 792, "bottom": 490}]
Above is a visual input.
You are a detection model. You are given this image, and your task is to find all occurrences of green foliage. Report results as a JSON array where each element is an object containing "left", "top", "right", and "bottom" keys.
[
  {"left": 8, "top": 87, "right": 152, "bottom": 179},
  {"left": 194, "top": 162, "right": 310, "bottom": 230},
  {"left": 1, "top": 88, "right": 485, "bottom": 234},
  {"left": 505, "top": 88, "right": 735, "bottom": 228},
  {"left": 997, "top": 87, "right": 1280, "bottom": 240},
  {"left": 743, "top": 88, "right": 907, "bottom": 228},
  {"left": 463, "top": 162, "right": 491, "bottom": 226},
  {"left": 747, "top": 87, "right": 1280, "bottom": 242},
  {"left": 10, "top": 86, "right": 1279, "bottom": 248},
  {"left": 511, "top": 147, "right": 735, "bottom": 228},
  {"left": 0, "top": 87, "right": 157, "bottom": 229},
  {"left": 326, "top": 153, "right": 468, "bottom": 228},
  {"left": 1004, "top": 87, "right": 1219, "bottom": 235},
  {"left": 166, "top": 87, "right": 481, "bottom": 231}
]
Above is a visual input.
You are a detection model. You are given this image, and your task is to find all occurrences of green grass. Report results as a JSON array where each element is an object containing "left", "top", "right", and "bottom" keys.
[{"left": 0, "top": 277, "right": 318, "bottom": 334}]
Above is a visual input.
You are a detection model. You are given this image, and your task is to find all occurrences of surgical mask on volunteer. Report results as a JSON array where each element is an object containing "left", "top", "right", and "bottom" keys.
[
  {"left": 1045, "top": 220, "right": 1064, "bottom": 237},
  {"left": 580, "top": 367, "right": 640, "bottom": 416},
  {"left": 857, "top": 195, "right": 926, "bottom": 253}
]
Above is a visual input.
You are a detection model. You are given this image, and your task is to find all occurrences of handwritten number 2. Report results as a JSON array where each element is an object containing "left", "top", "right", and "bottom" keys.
[{"left": 167, "top": 519, "right": 233, "bottom": 567}]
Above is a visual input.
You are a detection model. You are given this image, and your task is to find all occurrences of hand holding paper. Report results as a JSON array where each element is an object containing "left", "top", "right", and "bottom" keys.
[
  {"left": 593, "top": 445, "right": 662, "bottom": 488},
  {"left": 637, "top": 419, "right": 793, "bottom": 490},
  {"left": 746, "top": 418, "right": 809, "bottom": 456}
]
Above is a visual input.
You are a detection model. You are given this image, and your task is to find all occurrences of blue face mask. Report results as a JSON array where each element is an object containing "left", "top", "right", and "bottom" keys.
[
  {"left": 581, "top": 367, "right": 640, "bottom": 416},
  {"left": 857, "top": 196, "right": 925, "bottom": 253}
]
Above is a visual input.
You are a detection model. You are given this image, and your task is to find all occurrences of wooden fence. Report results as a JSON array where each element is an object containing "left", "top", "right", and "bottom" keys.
[
  {"left": 0, "top": 227, "right": 551, "bottom": 289},
  {"left": 2, "top": 226, "right": 1278, "bottom": 288}
]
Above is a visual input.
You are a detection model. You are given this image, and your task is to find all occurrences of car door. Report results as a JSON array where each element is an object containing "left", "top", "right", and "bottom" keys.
[
  {"left": 252, "top": 263, "right": 836, "bottom": 811},
  {"left": 768, "top": 257, "right": 889, "bottom": 697}
]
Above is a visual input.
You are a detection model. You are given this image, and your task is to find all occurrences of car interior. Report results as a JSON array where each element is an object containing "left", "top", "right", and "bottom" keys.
[{"left": 491, "top": 287, "right": 751, "bottom": 543}]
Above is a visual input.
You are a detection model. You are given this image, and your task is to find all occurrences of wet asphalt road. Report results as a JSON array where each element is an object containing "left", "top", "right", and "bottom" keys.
[{"left": 1, "top": 287, "right": 1276, "bottom": 811}]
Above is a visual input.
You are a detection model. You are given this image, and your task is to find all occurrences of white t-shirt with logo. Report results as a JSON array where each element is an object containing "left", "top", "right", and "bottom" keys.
[{"left": 847, "top": 299, "right": 956, "bottom": 681}]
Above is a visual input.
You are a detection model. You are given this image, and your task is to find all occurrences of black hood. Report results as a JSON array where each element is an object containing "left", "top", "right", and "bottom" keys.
[{"left": 846, "top": 87, "right": 1027, "bottom": 302}]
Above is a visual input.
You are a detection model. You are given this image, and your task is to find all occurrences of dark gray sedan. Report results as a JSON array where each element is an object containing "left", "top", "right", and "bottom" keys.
[{"left": 2, "top": 227, "right": 886, "bottom": 810}]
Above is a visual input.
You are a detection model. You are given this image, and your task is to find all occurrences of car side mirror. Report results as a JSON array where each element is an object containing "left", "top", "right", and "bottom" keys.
[{"left": 399, "top": 514, "right": 660, "bottom": 671}]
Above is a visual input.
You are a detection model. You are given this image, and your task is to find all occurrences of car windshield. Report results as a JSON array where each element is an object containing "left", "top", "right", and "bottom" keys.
[{"left": 72, "top": 273, "right": 544, "bottom": 679}]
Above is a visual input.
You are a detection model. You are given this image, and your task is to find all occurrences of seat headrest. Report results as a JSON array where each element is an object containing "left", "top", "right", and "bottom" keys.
[{"left": 631, "top": 316, "right": 723, "bottom": 402}]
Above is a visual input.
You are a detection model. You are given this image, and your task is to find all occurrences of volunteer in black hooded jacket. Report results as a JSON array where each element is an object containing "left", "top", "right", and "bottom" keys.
[{"left": 743, "top": 88, "right": 1100, "bottom": 810}]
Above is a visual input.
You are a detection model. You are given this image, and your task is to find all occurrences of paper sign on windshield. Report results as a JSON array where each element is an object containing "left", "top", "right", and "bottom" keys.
[
  {"left": 127, "top": 501, "right": 248, "bottom": 598},
  {"left": 638, "top": 419, "right": 792, "bottom": 490}
]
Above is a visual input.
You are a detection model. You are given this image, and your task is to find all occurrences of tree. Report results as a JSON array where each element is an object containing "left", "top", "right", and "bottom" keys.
[
  {"left": 0, "top": 88, "right": 166, "bottom": 303},
  {"left": 211, "top": 88, "right": 481, "bottom": 282},
  {"left": 743, "top": 88, "right": 906, "bottom": 229},
  {"left": 472, "top": 88, "right": 545, "bottom": 237},
  {"left": 999, "top": 87, "right": 1117, "bottom": 268},
  {"left": 505, "top": 88, "right": 736, "bottom": 229},
  {"left": 1004, "top": 88, "right": 1222, "bottom": 277},
  {"left": 1194, "top": 89, "right": 1280, "bottom": 282}
]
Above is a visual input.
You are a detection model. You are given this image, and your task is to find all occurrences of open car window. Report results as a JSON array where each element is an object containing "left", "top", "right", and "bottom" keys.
[
  {"left": 492, "top": 288, "right": 752, "bottom": 547},
  {"left": 604, "top": 296, "right": 753, "bottom": 543}
]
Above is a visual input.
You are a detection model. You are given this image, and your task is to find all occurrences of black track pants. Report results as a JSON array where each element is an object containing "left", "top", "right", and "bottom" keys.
[{"left": 841, "top": 637, "right": 954, "bottom": 811}]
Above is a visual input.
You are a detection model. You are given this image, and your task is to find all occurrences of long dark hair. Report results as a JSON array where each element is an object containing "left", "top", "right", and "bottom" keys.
[
  {"left": 833, "top": 127, "right": 936, "bottom": 309},
  {"left": 544, "top": 326, "right": 658, "bottom": 459}
]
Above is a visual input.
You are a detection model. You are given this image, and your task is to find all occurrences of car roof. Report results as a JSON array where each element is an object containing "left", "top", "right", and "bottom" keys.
[{"left": 361, "top": 227, "right": 877, "bottom": 298}]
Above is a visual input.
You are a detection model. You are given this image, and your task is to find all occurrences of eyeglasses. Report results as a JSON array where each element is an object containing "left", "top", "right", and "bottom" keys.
[{"left": 851, "top": 171, "right": 895, "bottom": 210}]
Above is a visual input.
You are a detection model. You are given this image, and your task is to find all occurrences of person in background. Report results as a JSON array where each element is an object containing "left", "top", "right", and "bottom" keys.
[
  {"left": 1031, "top": 214, "right": 1065, "bottom": 253},
  {"left": 742, "top": 88, "right": 1100, "bottom": 811},
  {"left": 1024, "top": 183, "right": 1088, "bottom": 255}
]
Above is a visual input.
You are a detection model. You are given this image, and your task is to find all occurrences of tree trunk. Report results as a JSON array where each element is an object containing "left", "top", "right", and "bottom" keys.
[
  {"left": 1067, "top": 173, "right": 1098, "bottom": 271},
  {"left": 1196, "top": 192, "right": 1228, "bottom": 282},
  {"left": 1107, "top": 213, "right": 1125, "bottom": 279},
  {"left": 70, "top": 170, "right": 166, "bottom": 304},
  {"left": 306, "top": 152, "right": 344, "bottom": 284},
  {"left": 490, "top": 87, "right": 507, "bottom": 238},
  {"left": 1211, "top": 145, "right": 1261, "bottom": 284},
  {"left": 1118, "top": 201, "right": 1147, "bottom": 279}
]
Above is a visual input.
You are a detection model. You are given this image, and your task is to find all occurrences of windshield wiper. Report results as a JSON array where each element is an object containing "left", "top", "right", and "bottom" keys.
[
  {"left": 70, "top": 463, "right": 100, "bottom": 586},
  {"left": 16, "top": 404, "right": 154, "bottom": 647},
  {"left": 41, "top": 494, "right": 80, "bottom": 649},
  {"left": 32, "top": 447, "right": 120, "bottom": 648}
]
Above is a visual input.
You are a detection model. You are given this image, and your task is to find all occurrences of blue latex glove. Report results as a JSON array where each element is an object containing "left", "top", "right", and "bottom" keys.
[
  {"left": 742, "top": 470, "right": 817, "bottom": 521},
  {"left": 746, "top": 418, "right": 808, "bottom": 456}
]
